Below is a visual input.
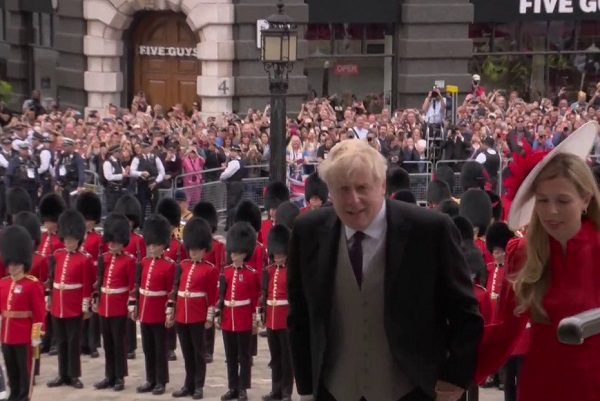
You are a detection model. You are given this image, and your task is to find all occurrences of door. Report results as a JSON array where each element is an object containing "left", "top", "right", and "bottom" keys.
[{"left": 132, "top": 12, "right": 200, "bottom": 112}]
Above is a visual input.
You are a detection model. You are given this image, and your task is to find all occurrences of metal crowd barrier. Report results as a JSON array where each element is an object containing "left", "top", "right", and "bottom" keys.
[{"left": 402, "top": 161, "right": 433, "bottom": 205}]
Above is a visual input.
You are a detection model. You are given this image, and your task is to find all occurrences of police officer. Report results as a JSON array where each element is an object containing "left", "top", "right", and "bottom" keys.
[
  {"left": 55, "top": 138, "right": 85, "bottom": 208},
  {"left": 0, "top": 136, "right": 14, "bottom": 225},
  {"left": 32, "top": 132, "right": 54, "bottom": 197},
  {"left": 6, "top": 141, "right": 39, "bottom": 206},
  {"left": 219, "top": 145, "right": 247, "bottom": 230},
  {"left": 130, "top": 140, "right": 165, "bottom": 226},
  {"left": 103, "top": 145, "right": 129, "bottom": 213}
]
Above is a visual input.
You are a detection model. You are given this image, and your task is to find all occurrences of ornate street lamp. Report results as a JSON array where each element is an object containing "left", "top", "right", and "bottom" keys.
[{"left": 261, "top": 0, "right": 297, "bottom": 184}]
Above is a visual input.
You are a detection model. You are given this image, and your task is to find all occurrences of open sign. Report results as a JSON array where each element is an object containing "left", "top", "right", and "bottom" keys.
[{"left": 334, "top": 64, "right": 360, "bottom": 76}]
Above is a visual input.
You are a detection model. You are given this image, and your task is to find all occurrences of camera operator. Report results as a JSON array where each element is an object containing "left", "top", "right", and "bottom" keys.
[
  {"left": 442, "top": 126, "right": 470, "bottom": 170},
  {"left": 470, "top": 74, "right": 486, "bottom": 99},
  {"left": 422, "top": 85, "right": 446, "bottom": 139}
]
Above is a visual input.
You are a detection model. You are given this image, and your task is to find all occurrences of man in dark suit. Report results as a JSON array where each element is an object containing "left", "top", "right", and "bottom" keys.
[{"left": 287, "top": 139, "right": 483, "bottom": 401}]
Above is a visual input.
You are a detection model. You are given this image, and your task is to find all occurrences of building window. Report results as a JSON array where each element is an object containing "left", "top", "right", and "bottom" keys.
[
  {"left": 31, "top": 12, "right": 53, "bottom": 47},
  {"left": 0, "top": 8, "right": 6, "bottom": 42}
]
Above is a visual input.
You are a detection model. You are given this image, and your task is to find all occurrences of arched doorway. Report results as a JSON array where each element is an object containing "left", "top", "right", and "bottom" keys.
[{"left": 131, "top": 12, "right": 200, "bottom": 112}]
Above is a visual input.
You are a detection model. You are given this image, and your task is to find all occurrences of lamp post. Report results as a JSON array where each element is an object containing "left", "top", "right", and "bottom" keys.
[{"left": 261, "top": 0, "right": 297, "bottom": 184}]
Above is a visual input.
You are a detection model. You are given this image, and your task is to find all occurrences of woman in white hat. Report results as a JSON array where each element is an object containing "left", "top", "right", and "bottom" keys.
[{"left": 477, "top": 121, "right": 600, "bottom": 401}]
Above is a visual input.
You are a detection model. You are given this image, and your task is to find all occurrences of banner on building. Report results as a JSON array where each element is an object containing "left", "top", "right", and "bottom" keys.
[{"left": 474, "top": 0, "right": 600, "bottom": 22}]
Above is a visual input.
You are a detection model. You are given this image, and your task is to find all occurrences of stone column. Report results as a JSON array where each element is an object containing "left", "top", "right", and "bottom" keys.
[
  {"left": 396, "top": 0, "right": 473, "bottom": 108},
  {"left": 2, "top": 0, "right": 29, "bottom": 109}
]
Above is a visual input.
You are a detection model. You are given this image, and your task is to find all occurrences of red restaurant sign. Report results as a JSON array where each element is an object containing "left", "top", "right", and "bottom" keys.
[{"left": 334, "top": 64, "right": 360, "bottom": 76}]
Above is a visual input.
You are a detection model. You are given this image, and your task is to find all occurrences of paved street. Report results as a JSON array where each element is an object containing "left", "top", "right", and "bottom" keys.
[{"left": 26, "top": 326, "right": 504, "bottom": 401}]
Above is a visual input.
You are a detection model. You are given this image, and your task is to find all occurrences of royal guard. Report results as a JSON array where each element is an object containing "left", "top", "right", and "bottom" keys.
[
  {"left": 133, "top": 214, "right": 175, "bottom": 396},
  {"left": 156, "top": 196, "right": 187, "bottom": 361},
  {"left": 275, "top": 201, "right": 300, "bottom": 230},
  {"left": 385, "top": 166, "right": 410, "bottom": 200},
  {"left": 459, "top": 188, "right": 493, "bottom": 287},
  {"left": 114, "top": 193, "right": 145, "bottom": 360},
  {"left": 46, "top": 210, "right": 93, "bottom": 389},
  {"left": 76, "top": 190, "right": 104, "bottom": 358},
  {"left": 302, "top": 172, "right": 329, "bottom": 213},
  {"left": 426, "top": 180, "right": 452, "bottom": 209},
  {"left": 260, "top": 182, "right": 289, "bottom": 244},
  {"left": 6, "top": 186, "right": 33, "bottom": 226},
  {"left": 173, "top": 190, "right": 194, "bottom": 241},
  {"left": 233, "top": 200, "right": 266, "bottom": 277},
  {"left": 485, "top": 222, "right": 515, "bottom": 323},
  {"left": 192, "top": 201, "right": 226, "bottom": 363},
  {"left": 93, "top": 213, "right": 136, "bottom": 392},
  {"left": 217, "top": 222, "right": 260, "bottom": 401},
  {"left": 261, "top": 225, "right": 293, "bottom": 401},
  {"left": 0, "top": 226, "right": 45, "bottom": 401},
  {"left": 169, "top": 218, "right": 218, "bottom": 400},
  {"left": 38, "top": 193, "right": 66, "bottom": 257}
]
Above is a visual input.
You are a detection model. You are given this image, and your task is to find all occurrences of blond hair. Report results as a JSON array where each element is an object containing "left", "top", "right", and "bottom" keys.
[
  {"left": 318, "top": 139, "right": 387, "bottom": 188},
  {"left": 513, "top": 153, "right": 600, "bottom": 321}
]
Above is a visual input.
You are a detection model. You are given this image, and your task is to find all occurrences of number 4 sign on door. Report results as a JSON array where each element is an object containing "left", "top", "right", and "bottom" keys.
[{"left": 218, "top": 80, "right": 230, "bottom": 95}]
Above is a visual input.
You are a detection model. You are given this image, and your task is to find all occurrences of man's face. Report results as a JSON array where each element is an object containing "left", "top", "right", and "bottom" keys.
[
  {"left": 328, "top": 167, "right": 385, "bottom": 231},
  {"left": 355, "top": 116, "right": 365, "bottom": 129},
  {"left": 18, "top": 148, "right": 29, "bottom": 158}
]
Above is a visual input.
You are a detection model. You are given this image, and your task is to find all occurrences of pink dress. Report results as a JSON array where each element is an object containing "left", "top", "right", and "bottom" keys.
[{"left": 182, "top": 155, "right": 205, "bottom": 206}]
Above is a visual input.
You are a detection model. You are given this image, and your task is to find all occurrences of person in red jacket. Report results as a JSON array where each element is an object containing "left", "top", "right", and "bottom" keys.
[
  {"left": 301, "top": 172, "right": 329, "bottom": 214},
  {"left": 477, "top": 123, "right": 600, "bottom": 401},
  {"left": 93, "top": 213, "right": 136, "bottom": 392},
  {"left": 134, "top": 214, "right": 175, "bottom": 396},
  {"left": 217, "top": 222, "right": 260, "bottom": 401},
  {"left": 38, "top": 193, "right": 66, "bottom": 257},
  {"left": 260, "top": 181, "right": 289, "bottom": 244},
  {"left": 46, "top": 210, "right": 93, "bottom": 389},
  {"left": 192, "top": 201, "right": 225, "bottom": 364},
  {"left": 261, "top": 224, "right": 293, "bottom": 401},
  {"left": 168, "top": 217, "right": 218, "bottom": 400},
  {"left": 0, "top": 226, "right": 45, "bottom": 401},
  {"left": 114, "top": 193, "right": 145, "bottom": 360},
  {"left": 76, "top": 191, "right": 104, "bottom": 359}
]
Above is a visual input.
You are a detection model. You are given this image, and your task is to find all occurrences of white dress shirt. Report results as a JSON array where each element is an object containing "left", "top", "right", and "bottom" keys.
[
  {"left": 344, "top": 200, "right": 387, "bottom": 275},
  {"left": 37, "top": 148, "right": 51, "bottom": 174},
  {"left": 0, "top": 152, "right": 9, "bottom": 169},
  {"left": 219, "top": 159, "right": 241, "bottom": 181},
  {"left": 103, "top": 157, "right": 123, "bottom": 181},
  {"left": 130, "top": 154, "right": 165, "bottom": 183}
]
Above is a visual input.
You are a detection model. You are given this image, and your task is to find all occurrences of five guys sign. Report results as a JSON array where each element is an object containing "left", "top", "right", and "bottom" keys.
[{"left": 473, "top": 0, "right": 600, "bottom": 22}]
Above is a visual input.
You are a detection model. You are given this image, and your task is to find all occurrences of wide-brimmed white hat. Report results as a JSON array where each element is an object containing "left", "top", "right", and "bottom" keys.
[{"left": 508, "top": 121, "right": 600, "bottom": 230}]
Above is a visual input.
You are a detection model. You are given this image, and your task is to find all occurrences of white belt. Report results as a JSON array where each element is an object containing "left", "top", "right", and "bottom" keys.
[
  {"left": 53, "top": 283, "right": 83, "bottom": 290},
  {"left": 266, "top": 299, "right": 288, "bottom": 306},
  {"left": 177, "top": 291, "right": 207, "bottom": 298},
  {"left": 139, "top": 289, "right": 167, "bottom": 297},
  {"left": 224, "top": 299, "right": 250, "bottom": 307},
  {"left": 101, "top": 287, "right": 129, "bottom": 295}
]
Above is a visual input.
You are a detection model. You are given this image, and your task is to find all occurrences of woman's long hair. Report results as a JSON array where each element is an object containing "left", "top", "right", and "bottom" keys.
[{"left": 513, "top": 153, "right": 600, "bottom": 321}]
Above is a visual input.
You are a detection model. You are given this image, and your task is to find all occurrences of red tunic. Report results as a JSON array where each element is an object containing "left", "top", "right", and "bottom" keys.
[
  {"left": 125, "top": 232, "right": 146, "bottom": 259},
  {"left": 205, "top": 239, "right": 226, "bottom": 272},
  {"left": 37, "top": 232, "right": 64, "bottom": 257},
  {"left": 164, "top": 236, "right": 188, "bottom": 262},
  {"left": 98, "top": 252, "right": 136, "bottom": 318},
  {"left": 477, "top": 221, "right": 600, "bottom": 401},
  {"left": 265, "top": 264, "right": 289, "bottom": 331},
  {"left": 475, "top": 238, "right": 494, "bottom": 266},
  {"left": 221, "top": 265, "right": 260, "bottom": 332},
  {"left": 260, "top": 219, "right": 273, "bottom": 245},
  {"left": 0, "top": 275, "right": 45, "bottom": 345},
  {"left": 0, "top": 260, "right": 6, "bottom": 278},
  {"left": 485, "top": 262, "right": 506, "bottom": 324},
  {"left": 50, "top": 249, "right": 93, "bottom": 319},
  {"left": 30, "top": 252, "right": 49, "bottom": 284},
  {"left": 138, "top": 257, "right": 175, "bottom": 324},
  {"left": 474, "top": 284, "right": 492, "bottom": 325},
  {"left": 175, "top": 260, "right": 218, "bottom": 324},
  {"left": 81, "top": 230, "right": 105, "bottom": 266},
  {"left": 247, "top": 241, "right": 267, "bottom": 280}
]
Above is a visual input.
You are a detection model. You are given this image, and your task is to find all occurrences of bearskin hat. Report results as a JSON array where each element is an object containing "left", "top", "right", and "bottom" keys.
[
  {"left": 391, "top": 189, "right": 416, "bottom": 204},
  {"left": 460, "top": 161, "right": 487, "bottom": 191},
  {"left": 488, "top": 191, "right": 504, "bottom": 222},
  {"left": 268, "top": 224, "right": 291, "bottom": 257},
  {"left": 7, "top": 187, "right": 33, "bottom": 218},
  {"left": 434, "top": 165, "right": 455, "bottom": 191},
  {"left": 459, "top": 189, "right": 493, "bottom": 234},
  {"left": 427, "top": 180, "right": 451, "bottom": 205},
  {"left": 1, "top": 226, "right": 33, "bottom": 270},
  {"left": 437, "top": 199, "right": 460, "bottom": 217},
  {"left": 226, "top": 222, "right": 257, "bottom": 260},
  {"left": 39, "top": 193, "right": 65, "bottom": 223},
  {"left": 102, "top": 213, "right": 131, "bottom": 246},
  {"left": 192, "top": 201, "right": 218, "bottom": 233},
  {"left": 264, "top": 182, "right": 290, "bottom": 211},
  {"left": 305, "top": 173, "right": 329, "bottom": 203},
  {"left": 76, "top": 191, "right": 102, "bottom": 223},
  {"left": 58, "top": 209, "right": 86, "bottom": 242},
  {"left": 485, "top": 222, "right": 515, "bottom": 253},
  {"left": 233, "top": 200, "right": 262, "bottom": 232},
  {"left": 183, "top": 217, "right": 213, "bottom": 252},
  {"left": 156, "top": 197, "right": 181, "bottom": 227},
  {"left": 13, "top": 211, "right": 41, "bottom": 248},
  {"left": 276, "top": 201, "right": 300, "bottom": 230},
  {"left": 114, "top": 194, "right": 142, "bottom": 229},
  {"left": 386, "top": 167, "right": 410, "bottom": 196},
  {"left": 142, "top": 214, "right": 171, "bottom": 247},
  {"left": 452, "top": 215, "right": 475, "bottom": 242}
]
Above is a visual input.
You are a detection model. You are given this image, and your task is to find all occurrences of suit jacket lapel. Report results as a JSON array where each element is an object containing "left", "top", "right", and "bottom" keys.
[{"left": 384, "top": 200, "right": 411, "bottom": 303}]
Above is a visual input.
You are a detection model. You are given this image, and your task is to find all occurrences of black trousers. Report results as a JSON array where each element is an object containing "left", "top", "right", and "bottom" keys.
[
  {"left": 81, "top": 312, "right": 100, "bottom": 354},
  {"left": 205, "top": 325, "right": 215, "bottom": 356},
  {"left": 222, "top": 330, "right": 251, "bottom": 390},
  {"left": 140, "top": 323, "right": 168, "bottom": 385},
  {"left": 266, "top": 329, "right": 293, "bottom": 397},
  {"left": 136, "top": 182, "right": 158, "bottom": 227},
  {"left": 317, "top": 385, "right": 434, "bottom": 401},
  {"left": 40, "top": 174, "right": 52, "bottom": 198},
  {"left": 176, "top": 323, "right": 206, "bottom": 391},
  {"left": 0, "top": 182, "right": 6, "bottom": 225},
  {"left": 100, "top": 316, "right": 128, "bottom": 381},
  {"left": 225, "top": 181, "right": 244, "bottom": 230},
  {"left": 504, "top": 356, "right": 523, "bottom": 401},
  {"left": 59, "top": 182, "right": 78, "bottom": 209},
  {"left": 105, "top": 187, "right": 123, "bottom": 213},
  {"left": 2, "top": 344, "right": 29, "bottom": 401},
  {"left": 53, "top": 315, "right": 83, "bottom": 379},
  {"left": 126, "top": 318, "right": 137, "bottom": 352},
  {"left": 167, "top": 326, "right": 177, "bottom": 352},
  {"left": 41, "top": 313, "right": 53, "bottom": 352}
]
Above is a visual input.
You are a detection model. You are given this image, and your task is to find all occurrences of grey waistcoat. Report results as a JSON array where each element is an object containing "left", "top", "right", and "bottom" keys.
[{"left": 322, "top": 230, "right": 413, "bottom": 401}]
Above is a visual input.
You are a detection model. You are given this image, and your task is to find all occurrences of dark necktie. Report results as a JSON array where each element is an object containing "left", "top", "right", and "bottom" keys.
[{"left": 348, "top": 231, "right": 365, "bottom": 287}]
